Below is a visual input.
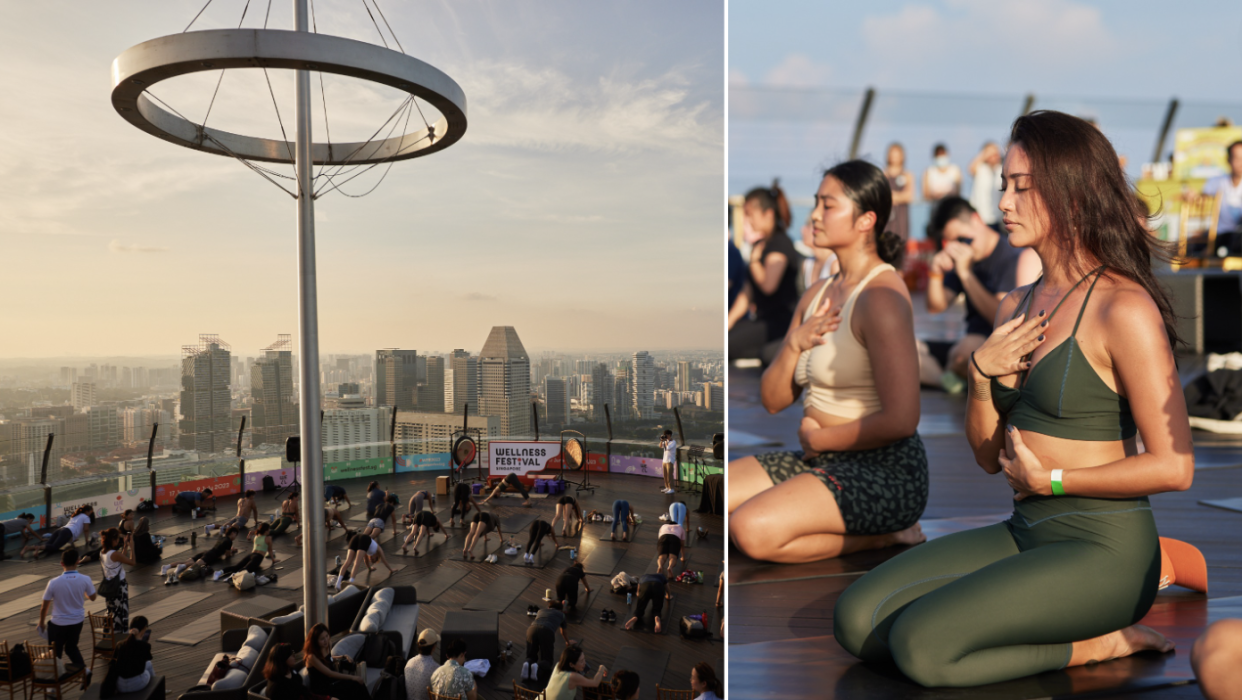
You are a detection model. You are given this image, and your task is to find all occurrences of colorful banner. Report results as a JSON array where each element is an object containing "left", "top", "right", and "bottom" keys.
[
  {"left": 52, "top": 489, "right": 152, "bottom": 519},
  {"left": 154, "top": 475, "right": 242, "bottom": 506},
  {"left": 1174, "top": 126, "right": 1242, "bottom": 181},
  {"left": 325, "top": 458, "right": 391, "bottom": 482},
  {"left": 396, "top": 453, "right": 452, "bottom": 473},
  {"left": 609, "top": 455, "right": 664, "bottom": 478},
  {"left": 243, "top": 467, "right": 299, "bottom": 492},
  {"left": 677, "top": 461, "right": 723, "bottom": 485},
  {"left": 488, "top": 441, "right": 558, "bottom": 478},
  {"left": 545, "top": 452, "right": 609, "bottom": 473}
]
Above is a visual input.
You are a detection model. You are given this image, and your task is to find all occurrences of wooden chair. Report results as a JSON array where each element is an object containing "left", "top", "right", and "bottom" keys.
[
  {"left": 428, "top": 691, "right": 461, "bottom": 700},
  {"left": 27, "top": 643, "right": 82, "bottom": 700},
  {"left": 512, "top": 681, "right": 545, "bottom": 699},
  {"left": 87, "top": 612, "right": 123, "bottom": 671},
  {"left": 655, "top": 688, "right": 694, "bottom": 700},
  {"left": 1174, "top": 190, "right": 1222, "bottom": 270},
  {"left": 0, "top": 641, "right": 32, "bottom": 700}
]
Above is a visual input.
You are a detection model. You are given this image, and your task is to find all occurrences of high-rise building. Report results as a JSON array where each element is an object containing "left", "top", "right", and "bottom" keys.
[
  {"left": 71, "top": 382, "right": 97, "bottom": 411},
  {"left": 375, "top": 349, "right": 418, "bottom": 409},
  {"left": 544, "top": 376, "right": 569, "bottom": 424},
  {"left": 450, "top": 350, "right": 476, "bottom": 416},
  {"left": 394, "top": 410, "right": 499, "bottom": 459},
  {"left": 677, "top": 361, "right": 692, "bottom": 392},
  {"left": 590, "top": 363, "right": 612, "bottom": 420},
  {"left": 323, "top": 406, "right": 390, "bottom": 463},
  {"left": 86, "top": 405, "right": 121, "bottom": 450},
  {"left": 338, "top": 382, "right": 360, "bottom": 395},
  {"left": 632, "top": 351, "right": 655, "bottom": 419},
  {"left": 704, "top": 382, "right": 724, "bottom": 411},
  {"left": 613, "top": 375, "right": 631, "bottom": 421},
  {"left": 121, "top": 407, "right": 158, "bottom": 444},
  {"left": 179, "top": 334, "right": 233, "bottom": 453},
  {"left": 251, "top": 336, "right": 300, "bottom": 449},
  {"left": 417, "top": 356, "right": 446, "bottom": 413},
  {"left": 444, "top": 368, "right": 455, "bottom": 414},
  {"left": 59, "top": 367, "right": 77, "bottom": 385},
  {"left": 479, "top": 327, "right": 531, "bottom": 438}
]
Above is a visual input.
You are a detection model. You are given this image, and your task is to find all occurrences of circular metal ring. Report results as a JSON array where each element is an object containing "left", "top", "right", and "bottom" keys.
[
  {"left": 111, "top": 29, "right": 467, "bottom": 165},
  {"left": 452, "top": 436, "right": 477, "bottom": 468}
]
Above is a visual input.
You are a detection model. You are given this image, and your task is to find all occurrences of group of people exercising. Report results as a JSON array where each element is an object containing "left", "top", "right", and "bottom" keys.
[{"left": 728, "top": 111, "right": 1216, "bottom": 689}]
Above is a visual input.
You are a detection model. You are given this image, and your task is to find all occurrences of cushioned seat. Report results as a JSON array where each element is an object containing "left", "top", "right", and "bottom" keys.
[{"left": 350, "top": 586, "right": 421, "bottom": 659}]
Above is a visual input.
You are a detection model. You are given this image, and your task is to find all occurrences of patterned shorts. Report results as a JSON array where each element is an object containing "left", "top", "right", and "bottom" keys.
[{"left": 754, "top": 433, "right": 929, "bottom": 536}]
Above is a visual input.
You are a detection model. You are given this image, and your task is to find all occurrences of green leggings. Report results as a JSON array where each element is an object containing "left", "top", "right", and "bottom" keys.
[{"left": 834, "top": 495, "right": 1160, "bottom": 688}]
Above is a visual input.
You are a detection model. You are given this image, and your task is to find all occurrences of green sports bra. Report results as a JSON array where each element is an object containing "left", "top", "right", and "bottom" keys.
[{"left": 991, "top": 267, "right": 1136, "bottom": 441}]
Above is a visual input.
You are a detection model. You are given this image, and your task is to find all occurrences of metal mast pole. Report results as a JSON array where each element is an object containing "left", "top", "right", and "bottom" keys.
[{"left": 294, "top": 0, "right": 327, "bottom": 628}]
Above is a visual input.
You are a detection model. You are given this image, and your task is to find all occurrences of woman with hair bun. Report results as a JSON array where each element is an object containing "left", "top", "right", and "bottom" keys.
[
  {"left": 834, "top": 111, "right": 1192, "bottom": 688},
  {"left": 729, "top": 180, "right": 803, "bottom": 362},
  {"left": 728, "top": 160, "right": 928, "bottom": 564}
]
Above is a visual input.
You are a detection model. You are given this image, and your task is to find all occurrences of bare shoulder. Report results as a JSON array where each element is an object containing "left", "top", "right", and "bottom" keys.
[
  {"left": 1091, "top": 274, "right": 1168, "bottom": 353},
  {"left": 856, "top": 270, "right": 914, "bottom": 321}
]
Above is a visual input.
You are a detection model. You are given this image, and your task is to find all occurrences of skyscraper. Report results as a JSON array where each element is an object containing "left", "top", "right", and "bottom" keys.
[
  {"left": 677, "top": 361, "right": 692, "bottom": 392},
  {"left": 179, "top": 334, "right": 233, "bottom": 452},
  {"left": 375, "top": 349, "right": 418, "bottom": 409},
  {"left": 591, "top": 363, "right": 612, "bottom": 420},
  {"left": 251, "top": 335, "right": 300, "bottom": 449},
  {"left": 71, "top": 381, "right": 97, "bottom": 411},
  {"left": 545, "top": 376, "right": 569, "bottom": 424},
  {"left": 632, "top": 351, "right": 655, "bottom": 419},
  {"left": 323, "top": 406, "right": 390, "bottom": 463},
  {"left": 479, "top": 326, "right": 531, "bottom": 437},
  {"left": 450, "top": 350, "right": 476, "bottom": 416},
  {"left": 417, "top": 356, "right": 446, "bottom": 413},
  {"left": 704, "top": 382, "right": 724, "bottom": 412}
]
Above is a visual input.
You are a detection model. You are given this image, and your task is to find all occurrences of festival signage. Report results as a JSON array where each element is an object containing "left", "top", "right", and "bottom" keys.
[
  {"left": 325, "top": 458, "right": 391, "bottom": 481},
  {"left": 154, "top": 474, "right": 242, "bottom": 505},
  {"left": 1173, "top": 126, "right": 1242, "bottom": 181},
  {"left": 609, "top": 455, "right": 664, "bottom": 478},
  {"left": 243, "top": 467, "right": 298, "bottom": 492},
  {"left": 545, "top": 452, "right": 609, "bottom": 473},
  {"left": 396, "top": 453, "right": 452, "bottom": 473},
  {"left": 52, "top": 489, "right": 151, "bottom": 519},
  {"left": 488, "top": 441, "right": 558, "bottom": 478}
]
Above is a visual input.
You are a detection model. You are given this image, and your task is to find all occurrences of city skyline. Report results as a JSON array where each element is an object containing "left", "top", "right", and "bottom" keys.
[{"left": 0, "top": 1, "right": 724, "bottom": 357}]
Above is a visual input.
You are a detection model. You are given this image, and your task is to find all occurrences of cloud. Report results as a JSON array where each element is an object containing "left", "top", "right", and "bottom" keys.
[
  {"left": 763, "top": 54, "right": 833, "bottom": 87},
  {"left": 728, "top": 68, "right": 749, "bottom": 87},
  {"left": 860, "top": 0, "right": 1119, "bottom": 84},
  {"left": 461, "top": 292, "right": 496, "bottom": 302},
  {"left": 108, "top": 239, "right": 169, "bottom": 253}
]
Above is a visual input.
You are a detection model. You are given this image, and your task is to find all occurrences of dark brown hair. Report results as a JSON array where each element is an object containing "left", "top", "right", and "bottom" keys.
[
  {"left": 302, "top": 623, "right": 330, "bottom": 664},
  {"left": 822, "top": 160, "right": 902, "bottom": 266},
  {"left": 744, "top": 180, "right": 791, "bottom": 233},
  {"left": 264, "top": 643, "right": 295, "bottom": 680},
  {"left": 694, "top": 662, "right": 724, "bottom": 696},
  {"left": 1009, "top": 110, "right": 1180, "bottom": 347}
]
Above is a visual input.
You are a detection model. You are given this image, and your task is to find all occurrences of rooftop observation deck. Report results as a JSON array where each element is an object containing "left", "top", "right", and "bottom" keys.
[
  {"left": 728, "top": 326, "right": 1242, "bottom": 700},
  {"left": 0, "top": 469, "right": 722, "bottom": 700}
]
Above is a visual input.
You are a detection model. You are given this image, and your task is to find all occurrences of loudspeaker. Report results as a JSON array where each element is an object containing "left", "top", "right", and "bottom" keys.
[{"left": 285, "top": 436, "right": 301, "bottom": 463}]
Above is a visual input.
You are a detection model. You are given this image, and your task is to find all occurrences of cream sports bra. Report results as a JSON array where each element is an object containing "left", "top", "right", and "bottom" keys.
[{"left": 794, "top": 263, "right": 895, "bottom": 419}]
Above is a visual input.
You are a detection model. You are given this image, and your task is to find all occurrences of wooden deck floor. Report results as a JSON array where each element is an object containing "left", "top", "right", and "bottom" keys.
[
  {"left": 728, "top": 364, "right": 1242, "bottom": 700},
  {"left": 0, "top": 470, "right": 722, "bottom": 700}
]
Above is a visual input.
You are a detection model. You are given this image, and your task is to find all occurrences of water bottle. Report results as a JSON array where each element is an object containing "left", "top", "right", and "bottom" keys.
[
  {"left": 335, "top": 556, "right": 342, "bottom": 569},
  {"left": 626, "top": 591, "right": 632, "bottom": 605},
  {"left": 569, "top": 548, "right": 576, "bottom": 561}
]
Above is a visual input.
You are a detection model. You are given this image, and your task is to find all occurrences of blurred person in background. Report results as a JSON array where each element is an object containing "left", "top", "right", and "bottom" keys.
[
  {"left": 1201, "top": 140, "right": 1242, "bottom": 256},
  {"left": 922, "top": 143, "right": 962, "bottom": 214},
  {"left": 885, "top": 143, "right": 915, "bottom": 249},
  {"left": 969, "top": 141, "right": 1004, "bottom": 229},
  {"left": 921, "top": 197, "right": 1041, "bottom": 394},
  {"left": 729, "top": 181, "right": 802, "bottom": 364}
]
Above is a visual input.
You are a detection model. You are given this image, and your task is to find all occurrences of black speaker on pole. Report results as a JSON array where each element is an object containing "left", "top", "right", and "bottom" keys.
[{"left": 280, "top": 436, "right": 302, "bottom": 497}]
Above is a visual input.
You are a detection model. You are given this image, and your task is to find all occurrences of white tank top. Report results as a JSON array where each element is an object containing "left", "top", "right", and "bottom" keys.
[
  {"left": 794, "top": 263, "right": 895, "bottom": 419},
  {"left": 103, "top": 549, "right": 126, "bottom": 581}
]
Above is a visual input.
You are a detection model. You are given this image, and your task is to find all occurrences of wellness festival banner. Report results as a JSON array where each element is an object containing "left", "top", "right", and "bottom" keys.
[{"left": 489, "top": 441, "right": 558, "bottom": 479}]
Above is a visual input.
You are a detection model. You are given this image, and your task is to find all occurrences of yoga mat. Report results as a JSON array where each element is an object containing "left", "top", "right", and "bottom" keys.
[
  {"left": 496, "top": 492, "right": 548, "bottom": 499},
  {"left": 0, "top": 573, "right": 46, "bottom": 595},
  {"left": 596, "top": 521, "right": 641, "bottom": 541},
  {"left": 399, "top": 532, "right": 451, "bottom": 558},
  {"left": 451, "top": 537, "right": 502, "bottom": 562},
  {"left": 161, "top": 610, "right": 222, "bottom": 646},
  {"left": 413, "top": 568, "right": 469, "bottom": 603},
  {"left": 505, "top": 544, "right": 565, "bottom": 569},
  {"left": 356, "top": 563, "right": 405, "bottom": 586},
  {"left": 611, "top": 647, "right": 670, "bottom": 700},
  {"left": 1200, "top": 497, "right": 1242, "bottom": 513},
  {"left": 581, "top": 545, "right": 626, "bottom": 576},
  {"left": 462, "top": 574, "right": 533, "bottom": 613},
  {"left": 136, "top": 590, "right": 212, "bottom": 625},
  {"left": 628, "top": 593, "right": 674, "bottom": 634},
  {"left": 349, "top": 511, "right": 370, "bottom": 522},
  {"left": 0, "top": 592, "right": 45, "bottom": 621},
  {"left": 435, "top": 509, "right": 469, "bottom": 528},
  {"left": 499, "top": 512, "right": 538, "bottom": 535},
  {"left": 564, "top": 587, "right": 599, "bottom": 624},
  {"left": 922, "top": 513, "right": 1011, "bottom": 541},
  {"left": 270, "top": 569, "right": 303, "bottom": 590}
]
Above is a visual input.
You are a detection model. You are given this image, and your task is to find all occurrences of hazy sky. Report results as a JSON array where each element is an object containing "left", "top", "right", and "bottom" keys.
[{"left": 0, "top": 1, "right": 724, "bottom": 358}]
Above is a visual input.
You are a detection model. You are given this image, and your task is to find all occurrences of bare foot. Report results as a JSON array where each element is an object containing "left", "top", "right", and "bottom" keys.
[
  {"left": 890, "top": 523, "right": 926, "bottom": 547},
  {"left": 624, "top": 617, "right": 636, "bottom": 631},
  {"left": 1071, "top": 625, "right": 1174, "bottom": 666},
  {"left": 654, "top": 616, "right": 663, "bottom": 634}
]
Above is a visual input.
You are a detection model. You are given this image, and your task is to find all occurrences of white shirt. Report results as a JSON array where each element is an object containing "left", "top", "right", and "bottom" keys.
[
  {"left": 403, "top": 654, "right": 438, "bottom": 700},
  {"left": 103, "top": 549, "right": 126, "bottom": 581},
  {"left": 662, "top": 439, "right": 677, "bottom": 463},
  {"left": 42, "top": 570, "right": 96, "bottom": 626},
  {"left": 970, "top": 162, "right": 1003, "bottom": 224},
  {"left": 925, "top": 164, "right": 962, "bottom": 200},
  {"left": 66, "top": 514, "right": 91, "bottom": 539}
]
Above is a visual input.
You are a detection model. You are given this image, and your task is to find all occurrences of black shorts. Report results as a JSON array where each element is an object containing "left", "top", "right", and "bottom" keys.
[
  {"left": 472, "top": 513, "right": 495, "bottom": 531},
  {"left": 348, "top": 534, "right": 374, "bottom": 552},
  {"left": 413, "top": 511, "right": 438, "bottom": 528},
  {"left": 754, "top": 433, "right": 928, "bottom": 536},
  {"left": 558, "top": 496, "right": 576, "bottom": 506},
  {"left": 658, "top": 534, "right": 682, "bottom": 556}
]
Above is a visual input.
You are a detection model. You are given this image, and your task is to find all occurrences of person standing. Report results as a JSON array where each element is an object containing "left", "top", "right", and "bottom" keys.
[
  {"left": 100, "top": 528, "right": 135, "bottom": 630},
  {"left": 38, "top": 549, "right": 97, "bottom": 690},
  {"left": 922, "top": 143, "right": 962, "bottom": 221},
  {"left": 969, "top": 142, "right": 1004, "bottom": 227},
  {"left": 885, "top": 143, "right": 916, "bottom": 248},
  {"left": 403, "top": 629, "right": 440, "bottom": 700},
  {"left": 659, "top": 430, "right": 678, "bottom": 494}
]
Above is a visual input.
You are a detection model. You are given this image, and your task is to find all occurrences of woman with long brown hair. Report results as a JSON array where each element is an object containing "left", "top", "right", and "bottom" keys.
[
  {"left": 834, "top": 111, "right": 1193, "bottom": 687},
  {"left": 729, "top": 181, "right": 803, "bottom": 362},
  {"left": 303, "top": 623, "right": 368, "bottom": 700}
]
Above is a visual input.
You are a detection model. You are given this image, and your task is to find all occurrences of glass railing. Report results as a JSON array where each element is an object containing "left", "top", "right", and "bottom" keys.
[{"left": 0, "top": 403, "right": 722, "bottom": 527}]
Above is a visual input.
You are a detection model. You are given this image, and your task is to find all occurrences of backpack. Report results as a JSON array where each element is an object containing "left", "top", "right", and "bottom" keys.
[
  {"left": 232, "top": 571, "right": 256, "bottom": 590},
  {"left": 679, "top": 615, "right": 707, "bottom": 639},
  {"left": 136, "top": 501, "right": 155, "bottom": 513},
  {"left": 262, "top": 476, "right": 277, "bottom": 493}
]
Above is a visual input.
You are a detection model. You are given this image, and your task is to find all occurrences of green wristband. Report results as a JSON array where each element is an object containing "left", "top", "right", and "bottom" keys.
[{"left": 1050, "top": 469, "right": 1065, "bottom": 496}]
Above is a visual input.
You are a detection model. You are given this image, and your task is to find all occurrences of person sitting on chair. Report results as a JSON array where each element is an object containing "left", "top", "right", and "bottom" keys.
[{"left": 111, "top": 616, "right": 154, "bottom": 693}]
